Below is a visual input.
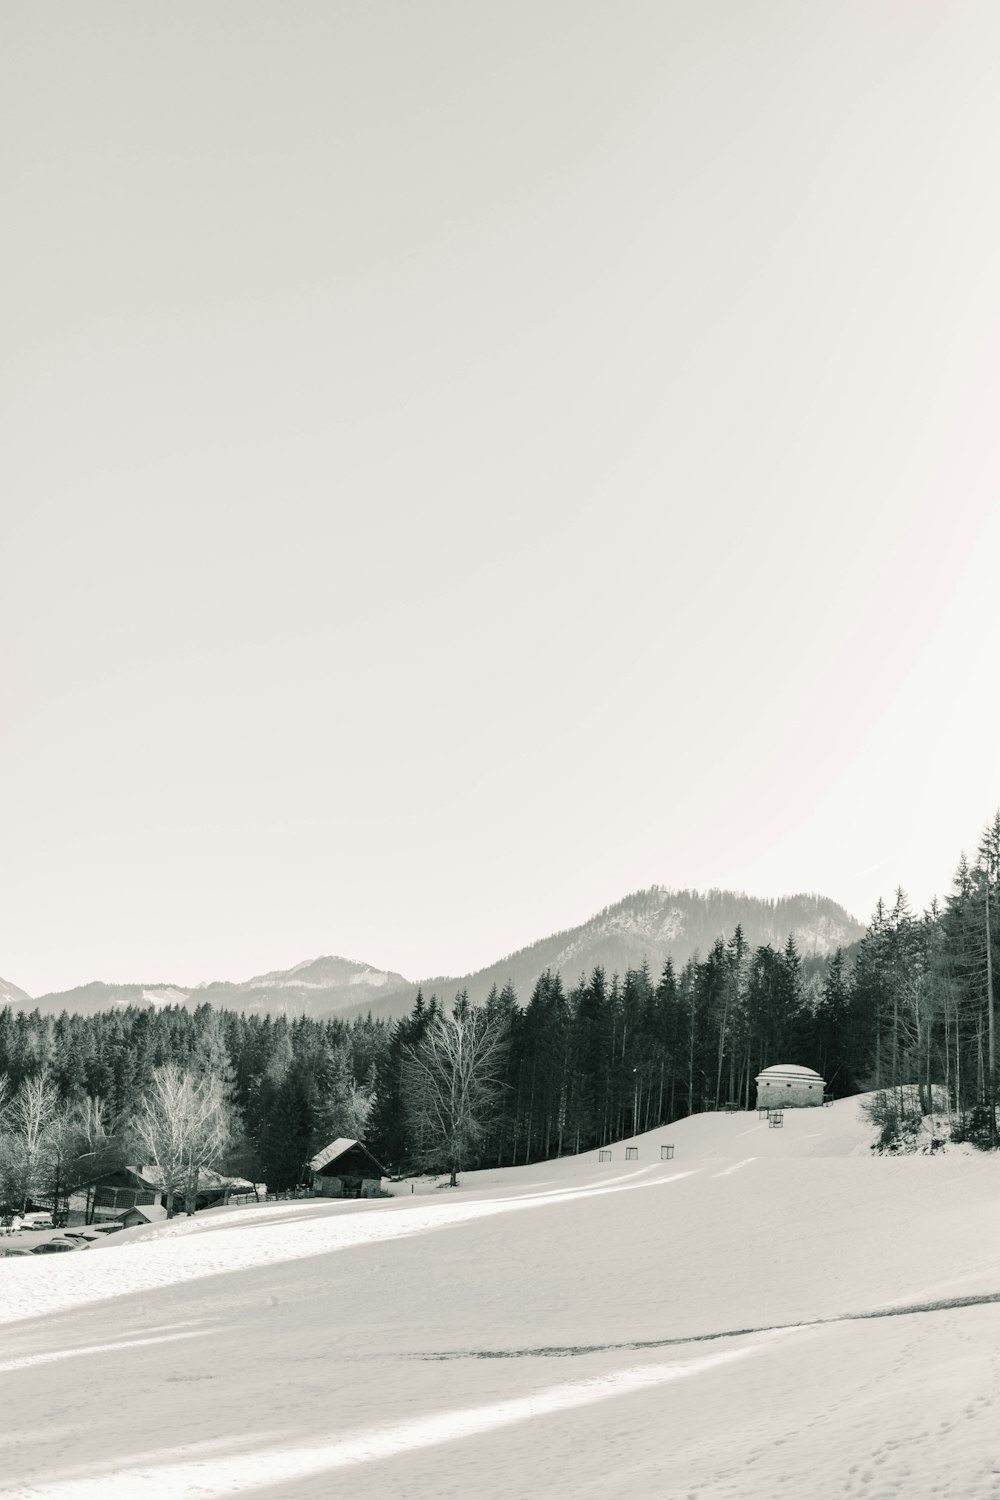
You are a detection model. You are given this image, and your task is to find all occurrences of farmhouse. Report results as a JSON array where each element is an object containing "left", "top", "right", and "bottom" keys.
[
  {"left": 755, "top": 1062, "right": 826, "bottom": 1108},
  {"left": 84, "top": 1166, "right": 256, "bottom": 1223},
  {"left": 309, "top": 1138, "right": 388, "bottom": 1199}
]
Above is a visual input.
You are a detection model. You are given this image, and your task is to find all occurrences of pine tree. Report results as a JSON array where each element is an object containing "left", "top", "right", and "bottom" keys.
[
  {"left": 814, "top": 947, "right": 851, "bottom": 1092},
  {"left": 977, "top": 813, "right": 1000, "bottom": 1145}
]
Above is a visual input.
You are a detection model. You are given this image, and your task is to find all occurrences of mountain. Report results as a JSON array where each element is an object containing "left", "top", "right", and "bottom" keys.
[
  {"left": 6, "top": 888, "right": 864, "bottom": 1023},
  {"left": 21, "top": 958, "right": 409, "bottom": 1020},
  {"left": 0, "top": 975, "right": 32, "bottom": 1009},
  {"left": 360, "top": 887, "right": 865, "bottom": 1021},
  {"left": 195, "top": 957, "right": 410, "bottom": 1017}
]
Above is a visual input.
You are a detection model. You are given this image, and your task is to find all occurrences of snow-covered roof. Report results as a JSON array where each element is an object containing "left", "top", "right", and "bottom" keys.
[
  {"left": 132, "top": 1166, "right": 255, "bottom": 1192},
  {"left": 121, "top": 1204, "right": 167, "bottom": 1223},
  {"left": 309, "top": 1138, "right": 387, "bottom": 1175},
  {"left": 755, "top": 1063, "right": 825, "bottom": 1081},
  {"left": 309, "top": 1138, "right": 360, "bottom": 1173}
]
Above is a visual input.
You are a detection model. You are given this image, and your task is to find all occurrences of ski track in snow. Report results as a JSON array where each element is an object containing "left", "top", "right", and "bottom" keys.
[
  {"left": 413, "top": 1288, "right": 1000, "bottom": 1361},
  {"left": 0, "top": 1329, "right": 206, "bottom": 1375},
  {"left": 7, "top": 1336, "right": 781, "bottom": 1499},
  {"left": 712, "top": 1156, "right": 756, "bottom": 1177}
]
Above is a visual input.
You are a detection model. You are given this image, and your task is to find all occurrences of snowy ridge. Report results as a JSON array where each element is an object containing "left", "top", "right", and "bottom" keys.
[
  {"left": 244, "top": 956, "right": 403, "bottom": 991},
  {"left": 0, "top": 975, "right": 32, "bottom": 1008},
  {"left": 140, "top": 988, "right": 190, "bottom": 1008},
  {"left": 20, "top": 957, "right": 411, "bottom": 1020}
]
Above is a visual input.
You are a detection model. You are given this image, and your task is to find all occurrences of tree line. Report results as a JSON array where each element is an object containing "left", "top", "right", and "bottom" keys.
[
  {"left": 3, "top": 812, "right": 999, "bottom": 1212},
  {"left": 0, "top": 1007, "right": 388, "bottom": 1214}
]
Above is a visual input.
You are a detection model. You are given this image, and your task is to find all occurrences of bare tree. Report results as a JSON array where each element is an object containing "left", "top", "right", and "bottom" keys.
[
  {"left": 0, "top": 1076, "right": 17, "bottom": 1209},
  {"left": 2, "top": 1076, "right": 58, "bottom": 1212},
  {"left": 134, "top": 1066, "right": 232, "bottom": 1217},
  {"left": 402, "top": 1005, "right": 509, "bottom": 1186},
  {"left": 62, "top": 1096, "right": 131, "bottom": 1215},
  {"left": 0, "top": 1078, "right": 119, "bottom": 1217}
]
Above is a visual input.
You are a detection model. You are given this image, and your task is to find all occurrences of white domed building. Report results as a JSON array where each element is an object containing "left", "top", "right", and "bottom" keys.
[{"left": 754, "top": 1063, "right": 826, "bottom": 1108}]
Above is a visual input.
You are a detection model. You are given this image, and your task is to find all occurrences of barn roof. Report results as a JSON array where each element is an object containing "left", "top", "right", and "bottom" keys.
[{"left": 308, "top": 1138, "right": 386, "bottom": 1175}]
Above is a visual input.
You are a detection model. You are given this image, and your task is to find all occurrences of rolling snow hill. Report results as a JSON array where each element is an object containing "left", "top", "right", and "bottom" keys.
[{"left": 3, "top": 1098, "right": 999, "bottom": 1499}]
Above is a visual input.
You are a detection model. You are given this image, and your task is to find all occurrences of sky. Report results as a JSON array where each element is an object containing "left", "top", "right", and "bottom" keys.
[{"left": 2, "top": 2, "right": 1000, "bottom": 996}]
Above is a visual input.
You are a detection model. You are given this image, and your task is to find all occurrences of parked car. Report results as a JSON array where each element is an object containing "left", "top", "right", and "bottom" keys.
[
  {"left": 21, "top": 1212, "right": 54, "bottom": 1231},
  {"left": 30, "top": 1238, "right": 80, "bottom": 1254},
  {"left": 0, "top": 1246, "right": 33, "bottom": 1257}
]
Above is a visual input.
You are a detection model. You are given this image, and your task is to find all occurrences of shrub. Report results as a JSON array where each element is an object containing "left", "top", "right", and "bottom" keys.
[
  {"left": 949, "top": 1105, "right": 995, "bottom": 1150},
  {"left": 861, "top": 1090, "right": 923, "bottom": 1153}
]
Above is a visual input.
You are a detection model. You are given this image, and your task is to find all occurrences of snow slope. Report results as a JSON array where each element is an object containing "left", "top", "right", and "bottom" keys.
[{"left": 3, "top": 1099, "right": 1000, "bottom": 1499}]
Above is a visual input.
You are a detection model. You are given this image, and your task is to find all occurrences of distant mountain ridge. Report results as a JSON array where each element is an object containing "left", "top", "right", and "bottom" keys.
[
  {"left": 0, "top": 975, "right": 32, "bottom": 1009},
  {"left": 9, "top": 958, "right": 409, "bottom": 1021},
  {"left": 388, "top": 887, "right": 864, "bottom": 1021},
  {"left": 1, "top": 887, "right": 864, "bottom": 1023}
]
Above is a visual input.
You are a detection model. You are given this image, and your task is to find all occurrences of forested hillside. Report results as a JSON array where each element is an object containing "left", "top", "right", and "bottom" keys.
[
  {"left": 396, "top": 887, "right": 863, "bottom": 1020},
  {"left": 2, "top": 818, "right": 998, "bottom": 1216}
]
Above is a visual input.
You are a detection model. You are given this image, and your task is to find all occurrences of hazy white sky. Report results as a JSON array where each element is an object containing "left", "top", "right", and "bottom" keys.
[{"left": 3, "top": 3, "right": 1000, "bottom": 996}]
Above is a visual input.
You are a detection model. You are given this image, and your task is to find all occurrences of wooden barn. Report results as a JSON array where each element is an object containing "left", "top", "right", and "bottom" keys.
[
  {"left": 755, "top": 1062, "right": 826, "bottom": 1108},
  {"left": 309, "top": 1139, "right": 388, "bottom": 1199}
]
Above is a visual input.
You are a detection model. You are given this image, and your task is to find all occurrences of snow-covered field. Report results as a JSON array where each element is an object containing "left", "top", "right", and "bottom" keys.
[{"left": 4, "top": 1099, "right": 1000, "bottom": 1499}]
